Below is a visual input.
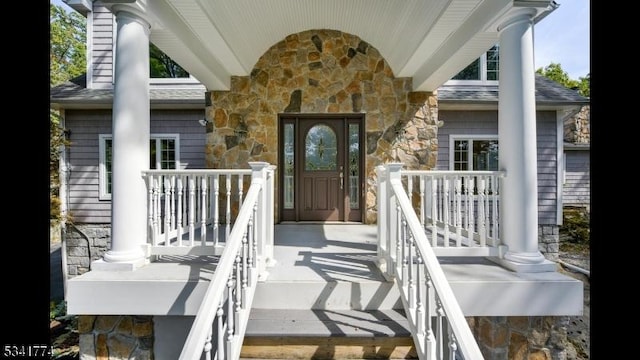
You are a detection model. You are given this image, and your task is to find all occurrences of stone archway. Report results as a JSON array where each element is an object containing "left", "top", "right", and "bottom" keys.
[{"left": 204, "top": 29, "right": 438, "bottom": 223}]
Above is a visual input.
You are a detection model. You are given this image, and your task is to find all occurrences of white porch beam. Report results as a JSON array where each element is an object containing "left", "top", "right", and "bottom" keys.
[
  {"left": 493, "top": 8, "right": 555, "bottom": 273},
  {"left": 93, "top": 9, "right": 151, "bottom": 271}
]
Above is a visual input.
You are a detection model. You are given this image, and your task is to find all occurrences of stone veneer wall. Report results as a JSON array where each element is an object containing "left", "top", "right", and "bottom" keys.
[
  {"left": 204, "top": 29, "right": 439, "bottom": 224},
  {"left": 78, "top": 315, "right": 153, "bottom": 359},
  {"left": 468, "top": 316, "right": 571, "bottom": 360},
  {"left": 563, "top": 105, "right": 589, "bottom": 145},
  {"left": 539, "top": 225, "right": 559, "bottom": 262},
  {"left": 64, "top": 224, "right": 111, "bottom": 277}
]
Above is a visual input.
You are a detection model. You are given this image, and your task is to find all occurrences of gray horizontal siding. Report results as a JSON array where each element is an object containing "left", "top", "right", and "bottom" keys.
[
  {"left": 437, "top": 110, "right": 558, "bottom": 225},
  {"left": 65, "top": 109, "right": 206, "bottom": 223},
  {"left": 91, "top": 6, "right": 114, "bottom": 87},
  {"left": 563, "top": 150, "right": 590, "bottom": 207}
]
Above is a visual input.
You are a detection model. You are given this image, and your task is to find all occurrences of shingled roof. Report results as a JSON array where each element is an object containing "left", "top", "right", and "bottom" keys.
[
  {"left": 438, "top": 74, "right": 589, "bottom": 105},
  {"left": 51, "top": 73, "right": 588, "bottom": 108},
  {"left": 50, "top": 74, "right": 206, "bottom": 107}
]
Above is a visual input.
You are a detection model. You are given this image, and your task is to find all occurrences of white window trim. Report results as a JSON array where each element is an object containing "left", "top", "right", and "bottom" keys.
[
  {"left": 448, "top": 134, "right": 499, "bottom": 171},
  {"left": 98, "top": 134, "right": 112, "bottom": 200},
  {"left": 445, "top": 51, "right": 499, "bottom": 86},
  {"left": 99, "top": 133, "right": 181, "bottom": 201}
]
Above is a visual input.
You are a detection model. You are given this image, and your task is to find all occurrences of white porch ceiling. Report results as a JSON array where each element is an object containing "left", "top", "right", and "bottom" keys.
[{"left": 101, "top": 0, "right": 557, "bottom": 91}]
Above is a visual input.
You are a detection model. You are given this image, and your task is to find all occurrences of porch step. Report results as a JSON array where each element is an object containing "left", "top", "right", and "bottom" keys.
[
  {"left": 252, "top": 278, "right": 402, "bottom": 310},
  {"left": 241, "top": 309, "right": 417, "bottom": 359}
]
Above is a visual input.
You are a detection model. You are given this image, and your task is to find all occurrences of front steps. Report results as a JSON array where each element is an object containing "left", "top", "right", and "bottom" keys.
[
  {"left": 240, "top": 309, "right": 417, "bottom": 359},
  {"left": 242, "top": 225, "right": 415, "bottom": 359}
]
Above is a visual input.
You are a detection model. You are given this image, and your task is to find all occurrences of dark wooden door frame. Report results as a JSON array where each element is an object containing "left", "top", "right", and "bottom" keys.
[{"left": 278, "top": 114, "right": 364, "bottom": 223}]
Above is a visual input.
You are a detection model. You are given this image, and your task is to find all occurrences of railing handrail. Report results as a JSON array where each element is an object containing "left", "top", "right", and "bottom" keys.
[
  {"left": 142, "top": 169, "right": 252, "bottom": 176},
  {"left": 401, "top": 169, "right": 506, "bottom": 177},
  {"left": 390, "top": 178, "right": 484, "bottom": 359},
  {"left": 175, "top": 162, "right": 274, "bottom": 360},
  {"left": 178, "top": 175, "right": 263, "bottom": 360}
]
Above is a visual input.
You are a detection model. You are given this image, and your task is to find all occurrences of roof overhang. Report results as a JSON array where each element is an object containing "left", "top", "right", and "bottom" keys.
[{"left": 97, "top": 0, "right": 558, "bottom": 91}]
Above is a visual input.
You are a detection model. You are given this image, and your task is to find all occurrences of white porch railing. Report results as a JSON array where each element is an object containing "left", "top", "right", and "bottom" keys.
[
  {"left": 377, "top": 163, "right": 484, "bottom": 360},
  {"left": 179, "top": 162, "right": 275, "bottom": 360},
  {"left": 399, "top": 169, "right": 506, "bottom": 257},
  {"left": 142, "top": 169, "right": 256, "bottom": 257}
]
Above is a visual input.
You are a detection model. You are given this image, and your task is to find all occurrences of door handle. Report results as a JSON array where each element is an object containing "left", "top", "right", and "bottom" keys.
[{"left": 339, "top": 166, "right": 344, "bottom": 190}]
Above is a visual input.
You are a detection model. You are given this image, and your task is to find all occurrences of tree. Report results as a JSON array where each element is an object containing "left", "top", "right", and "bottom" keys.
[
  {"left": 536, "top": 62, "right": 590, "bottom": 98},
  {"left": 150, "top": 43, "right": 189, "bottom": 78},
  {"left": 50, "top": 4, "right": 86, "bottom": 86},
  {"left": 50, "top": 4, "right": 86, "bottom": 224}
]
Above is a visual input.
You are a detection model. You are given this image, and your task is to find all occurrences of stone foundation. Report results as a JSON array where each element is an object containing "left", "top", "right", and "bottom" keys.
[
  {"left": 538, "top": 224, "right": 559, "bottom": 262},
  {"left": 78, "top": 315, "right": 153, "bottom": 359},
  {"left": 64, "top": 224, "right": 111, "bottom": 277},
  {"left": 469, "top": 316, "right": 570, "bottom": 360}
]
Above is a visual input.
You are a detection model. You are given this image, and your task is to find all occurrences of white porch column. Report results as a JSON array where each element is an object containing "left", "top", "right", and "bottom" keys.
[
  {"left": 495, "top": 9, "right": 555, "bottom": 272},
  {"left": 95, "top": 10, "right": 151, "bottom": 270}
]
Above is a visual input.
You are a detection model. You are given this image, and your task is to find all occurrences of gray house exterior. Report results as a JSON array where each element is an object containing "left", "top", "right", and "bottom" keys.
[{"left": 49, "top": 2, "right": 588, "bottom": 358}]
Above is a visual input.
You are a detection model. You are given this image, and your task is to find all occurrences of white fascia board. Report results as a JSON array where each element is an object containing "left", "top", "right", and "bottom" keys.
[
  {"left": 64, "top": 0, "right": 93, "bottom": 15},
  {"left": 410, "top": 0, "right": 512, "bottom": 91}
]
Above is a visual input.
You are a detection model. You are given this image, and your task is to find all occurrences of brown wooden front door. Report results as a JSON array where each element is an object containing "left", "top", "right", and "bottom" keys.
[{"left": 279, "top": 114, "right": 363, "bottom": 222}]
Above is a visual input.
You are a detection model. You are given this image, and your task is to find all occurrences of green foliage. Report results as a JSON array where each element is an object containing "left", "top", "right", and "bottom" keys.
[
  {"left": 560, "top": 207, "right": 590, "bottom": 245},
  {"left": 150, "top": 43, "right": 189, "bottom": 78},
  {"left": 536, "top": 62, "right": 590, "bottom": 98},
  {"left": 50, "top": 300, "right": 67, "bottom": 321},
  {"left": 51, "top": 4, "right": 84, "bottom": 223},
  {"left": 50, "top": 4, "right": 86, "bottom": 86}
]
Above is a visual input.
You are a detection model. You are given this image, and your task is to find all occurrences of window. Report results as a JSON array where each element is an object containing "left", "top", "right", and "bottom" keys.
[
  {"left": 449, "top": 45, "right": 499, "bottom": 84},
  {"left": 99, "top": 134, "right": 180, "bottom": 200},
  {"left": 450, "top": 136, "right": 499, "bottom": 171}
]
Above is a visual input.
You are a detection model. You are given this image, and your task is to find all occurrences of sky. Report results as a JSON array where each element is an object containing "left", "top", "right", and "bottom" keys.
[
  {"left": 533, "top": 0, "right": 590, "bottom": 79},
  {"left": 52, "top": 0, "right": 590, "bottom": 80}
]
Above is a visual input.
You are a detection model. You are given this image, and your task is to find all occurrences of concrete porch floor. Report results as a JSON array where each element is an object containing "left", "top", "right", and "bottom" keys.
[{"left": 66, "top": 223, "right": 583, "bottom": 317}]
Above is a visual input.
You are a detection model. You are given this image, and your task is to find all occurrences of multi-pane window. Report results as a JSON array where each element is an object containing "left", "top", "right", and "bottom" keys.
[
  {"left": 450, "top": 45, "right": 500, "bottom": 83},
  {"left": 99, "top": 134, "right": 180, "bottom": 199},
  {"left": 451, "top": 137, "right": 499, "bottom": 171}
]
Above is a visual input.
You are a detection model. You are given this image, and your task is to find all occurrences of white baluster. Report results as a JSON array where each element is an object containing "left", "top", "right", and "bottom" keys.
[
  {"left": 478, "top": 176, "right": 486, "bottom": 247},
  {"left": 492, "top": 175, "right": 500, "bottom": 244},
  {"left": 201, "top": 176, "right": 208, "bottom": 246},
  {"left": 431, "top": 177, "right": 438, "bottom": 246},
  {"left": 169, "top": 175, "right": 176, "bottom": 231},
  {"left": 419, "top": 175, "right": 425, "bottom": 227},
  {"left": 447, "top": 323, "right": 458, "bottom": 360},
  {"left": 226, "top": 175, "right": 232, "bottom": 241},
  {"left": 462, "top": 176, "right": 471, "bottom": 246},
  {"left": 401, "top": 215, "right": 408, "bottom": 287},
  {"left": 468, "top": 177, "right": 475, "bottom": 244},
  {"left": 213, "top": 175, "right": 220, "bottom": 246},
  {"left": 164, "top": 177, "right": 171, "bottom": 246},
  {"left": 407, "top": 175, "right": 413, "bottom": 205},
  {"left": 216, "top": 301, "right": 225, "bottom": 360},
  {"left": 226, "top": 275, "right": 234, "bottom": 360},
  {"left": 443, "top": 178, "right": 450, "bottom": 247},
  {"left": 436, "top": 297, "right": 444, "bottom": 360},
  {"left": 238, "top": 174, "right": 244, "bottom": 208},
  {"left": 424, "top": 274, "right": 436, "bottom": 359},
  {"left": 176, "top": 176, "right": 184, "bottom": 247},
  {"left": 188, "top": 177, "right": 195, "bottom": 244},
  {"left": 234, "top": 253, "right": 242, "bottom": 340},
  {"left": 203, "top": 327, "right": 212, "bottom": 360},
  {"left": 395, "top": 202, "right": 402, "bottom": 277},
  {"left": 153, "top": 177, "right": 160, "bottom": 244},
  {"left": 146, "top": 175, "right": 156, "bottom": 246},
  {"left": 242, "top": 231, "right": 248, "bottom": 309},
  {"left": 408, "top": 233, "right": 415, "bottom": 310},
  {"left": 415, "top": 254, "right": 424, "bottom": 336},
  {"left": 455, "top": 177, "right": 462, "bottom": 248}
]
